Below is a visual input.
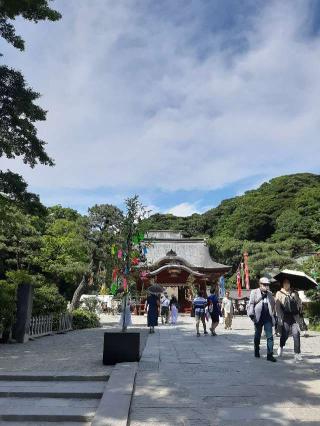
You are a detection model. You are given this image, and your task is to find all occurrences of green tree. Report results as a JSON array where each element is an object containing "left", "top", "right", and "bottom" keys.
[
  {"left": 0, "top": 0, "right": 61, "bottom": 52},
  {"left": 69, "top": 204, "right": 124, "bottom": 310}
]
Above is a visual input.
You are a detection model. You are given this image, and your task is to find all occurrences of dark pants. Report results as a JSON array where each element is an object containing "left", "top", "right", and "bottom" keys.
[
  {"left": 280, "top": 321, "right": 300, "bottom": 354},
  {"left": 254, "top": 321, "right": 273, "bottom": 355}
]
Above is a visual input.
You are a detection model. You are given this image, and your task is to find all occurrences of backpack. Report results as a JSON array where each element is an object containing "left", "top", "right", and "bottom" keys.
[{"left": 281, "top": 291, "right": 299, "bottom": 315}]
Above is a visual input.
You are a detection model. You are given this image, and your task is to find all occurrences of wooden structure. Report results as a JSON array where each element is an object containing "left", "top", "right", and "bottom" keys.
[{"left": 137, "top": 231, "right": 230, "bottom": 313}]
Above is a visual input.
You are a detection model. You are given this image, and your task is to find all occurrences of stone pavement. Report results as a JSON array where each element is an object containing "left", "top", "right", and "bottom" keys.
[
  {"left": 0, "top": 327, "right": 113, "bottom": 374},
  {"left": 129, "top": 315, "right": 320, "bottom": 426}
]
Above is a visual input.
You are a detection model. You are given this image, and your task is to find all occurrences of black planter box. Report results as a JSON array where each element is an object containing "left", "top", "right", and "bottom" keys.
[{"left": 103, "top": 329, "right": 148, "bottom": 365}]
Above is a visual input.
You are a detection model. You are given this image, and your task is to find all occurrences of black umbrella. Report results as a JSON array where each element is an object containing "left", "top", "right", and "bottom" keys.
[
  {"left": 273, "top": 269, "right": 318, "bottom": 291},
  {"left": 147, "top": 284, "right": 164, "bottom": 294}
]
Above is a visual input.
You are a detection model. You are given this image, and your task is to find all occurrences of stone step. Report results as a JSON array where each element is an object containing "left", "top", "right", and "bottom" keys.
[
  {"left": 0, "top": 423, "right": 90, "bottom": 426},
  {"left": 0, "top": 397, "right": 99, "bottom": 422},
  {"left": 0, "top": 374, "right": 108, "bottom": 382},
  {"left": 0, "top": 381, "right": 105, "bottom": 398}
]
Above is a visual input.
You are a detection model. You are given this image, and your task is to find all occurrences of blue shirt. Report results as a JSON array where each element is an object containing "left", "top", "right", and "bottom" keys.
[{"left": 207, "top": 294, "right": 222, "bottom": 316}]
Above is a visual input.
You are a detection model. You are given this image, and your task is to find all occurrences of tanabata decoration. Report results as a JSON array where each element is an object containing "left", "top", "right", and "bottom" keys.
[
  {"left": 123, "top": 277, "right": 127, "bottom": 290},
  {"left": 117, "top": 249, "right": 123, "bottom": 259},
  {"left": 112, "top": 268, "right": 118, "bottom": 281},
  {"left": 237, "top": 269, "right": 242, "bottom": 298},
  {"left": 111, "top": 282, "right": 118, "bottom": 295},
  {"left": 132, "top": 257, "right": 139, "bottom": 265},
  {"left": 124, "top": 265, "right": 130, "bottom": 275},
  {"left": 140, "top": 271, "right": 148, "bottom": 280},
  {"left": 111, "top": 244, "right": 116, "bottom": 255},
  {"left": 143, "top": 246, "right": 148, "bottom": 255}
]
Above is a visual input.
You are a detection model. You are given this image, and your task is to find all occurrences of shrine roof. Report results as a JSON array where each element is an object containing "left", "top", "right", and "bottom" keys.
[{"left": 144, "top": 234, "right": 230, "bottom": 272}]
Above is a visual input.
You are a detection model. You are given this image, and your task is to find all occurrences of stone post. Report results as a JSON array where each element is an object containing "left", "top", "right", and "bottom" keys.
[{"left": 12, "top": 283, "right": 34, "bottom": 343}]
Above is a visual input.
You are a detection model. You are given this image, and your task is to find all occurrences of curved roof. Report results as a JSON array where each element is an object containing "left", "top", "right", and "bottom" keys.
[
  {"left": 148, "top": 264, "right": 206, "bottom": 277},
  {"left": 145, "top": 238, "right": 230, "bottom": 272}
]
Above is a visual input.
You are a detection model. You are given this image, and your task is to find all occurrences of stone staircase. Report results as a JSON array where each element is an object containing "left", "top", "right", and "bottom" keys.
[{"left": 0, "top": 373, "right": 109, "bottom": 425}]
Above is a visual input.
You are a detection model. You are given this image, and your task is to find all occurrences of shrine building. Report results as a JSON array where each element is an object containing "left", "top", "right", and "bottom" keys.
[{"left": 138, "top": 230, "right": 230, "bottom": 312}]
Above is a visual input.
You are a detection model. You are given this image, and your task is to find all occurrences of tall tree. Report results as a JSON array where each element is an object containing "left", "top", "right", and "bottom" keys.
[
  {"left": 69, "top": 204, "right": 124, "bottom": 311},
  {"left": 0, "top": 0, "right": 61, "bottom": 198},
  {"left": 0, "top": 0, "right": 61, "bottom": 52}
]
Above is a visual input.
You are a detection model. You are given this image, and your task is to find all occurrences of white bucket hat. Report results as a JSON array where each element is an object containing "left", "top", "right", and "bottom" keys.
[{"left": 259, "top": 277, "right": 270, "bottom": 285}]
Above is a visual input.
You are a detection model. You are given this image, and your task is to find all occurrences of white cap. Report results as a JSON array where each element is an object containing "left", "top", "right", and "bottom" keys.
[{"left": 259, "top": 277, "right": 270, "bottom": 285}]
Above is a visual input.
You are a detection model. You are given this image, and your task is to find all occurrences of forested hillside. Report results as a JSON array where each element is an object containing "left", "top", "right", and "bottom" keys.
[
  {"left": 145, "top": 173, "right": 320, "bottom": 286},
  {"left": 0, "top": 173, "right": 319, "bottom": 300}
]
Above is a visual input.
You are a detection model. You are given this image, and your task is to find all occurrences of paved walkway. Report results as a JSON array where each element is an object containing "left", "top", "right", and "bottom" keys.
[
  {"left": 129, "top": 316, "right": 320, "bottom": 426},
  {"left": 0, "top": 327, "right": 113, "bottom": 375}
]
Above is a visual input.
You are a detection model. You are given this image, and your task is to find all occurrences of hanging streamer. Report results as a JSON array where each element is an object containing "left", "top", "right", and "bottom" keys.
[
  {"left": 219, "top": 275, "right": 225, "bottom": 298},
  {"left": 112, "top": 268, "right": 118, "bottom": 281},
  {"left": 132, "top": 257, "right": 139, "bottom": 266},
  {"left": 123, "top": 277, "right": 127, "bottom": 290},
  {"left": 117, "top": 249, "right": 123, "bottom": 259},
  {"left": 243, "top": 251, "right": 250, "bottom": 290},
  {"left": 143, "top": 246, "right": 148, "bottom": 255},
  {"left": 240, "top": 262, "right": 245, "bottom": 288},
  {"left": 237, "top": 268, "right": 242, "bottom": 298},
  {"left": 111, "top": 282, "right": 118, "bottom": 295},
  {"left": 111, "top": 244, "right": 116, "bottom": 255}
]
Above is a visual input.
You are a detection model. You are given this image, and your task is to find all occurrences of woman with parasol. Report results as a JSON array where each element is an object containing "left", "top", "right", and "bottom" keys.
[
  {"left": 275, "top": 275, "right": 303, "bottom": 362},
  {"left": 274, "top": 269, "right": 317, "bottom": 362}
]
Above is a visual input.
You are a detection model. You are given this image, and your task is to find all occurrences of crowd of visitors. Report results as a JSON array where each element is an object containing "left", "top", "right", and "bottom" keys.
[{"left": 143, "top": 277, "right": 306, "bottom": 363}]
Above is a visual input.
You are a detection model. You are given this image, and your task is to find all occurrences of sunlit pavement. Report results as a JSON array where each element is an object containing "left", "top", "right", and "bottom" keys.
[{"left": 126, "top": 315, "right": 320, "bottom": 426}]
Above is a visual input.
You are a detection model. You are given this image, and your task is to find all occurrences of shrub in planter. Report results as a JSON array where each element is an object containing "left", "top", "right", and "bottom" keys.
[
  {"left": 72, "top": 309, "right": 100, "bottom": 329},
  {"left": 0, "top": 280, "right": 17, "bottom": 342}
]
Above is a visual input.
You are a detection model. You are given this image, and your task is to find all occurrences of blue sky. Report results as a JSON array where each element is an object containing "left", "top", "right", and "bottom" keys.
[{"left": 1, "top": 0, "right": 320, "bottom": 215}]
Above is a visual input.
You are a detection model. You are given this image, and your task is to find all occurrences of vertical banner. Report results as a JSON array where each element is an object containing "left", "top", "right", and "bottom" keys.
[
  {"left": 219, "top": 275, "right": 225, "bottom": 297},
  {"left": 237, "top": 268, "right": 242, "bottom": 298},
  {"left": 240, "top": 262, "right": 245, "bottom": 288},
  {"left": 243, "top": 251, "right": 250, "bottom": 290}
]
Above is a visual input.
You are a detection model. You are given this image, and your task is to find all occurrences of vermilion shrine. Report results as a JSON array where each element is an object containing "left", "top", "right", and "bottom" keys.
[{"left": 137, "top": 231, "right": 230, "bottom": 312}]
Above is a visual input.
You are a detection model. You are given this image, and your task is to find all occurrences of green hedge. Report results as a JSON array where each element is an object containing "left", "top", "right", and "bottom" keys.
[
  {"left": 305, "top": 301, "right": 320, "bottom": 330},
  {"left": 72, "top": 309, "right": 100, "bottom": 329}
]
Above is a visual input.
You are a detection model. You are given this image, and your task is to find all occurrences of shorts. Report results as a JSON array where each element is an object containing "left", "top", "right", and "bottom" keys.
[
  {"left": 210, "top": 313, "right": 219, "bottom": 323},
  {"left": 161, "top": 306, "right": 169, "bottom": 316}
]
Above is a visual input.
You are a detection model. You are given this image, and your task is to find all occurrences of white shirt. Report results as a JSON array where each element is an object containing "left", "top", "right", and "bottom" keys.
[
  {"left": 161, "top": 297, "right": 170, "bottom": 308},
  {"left": 222, "top": 297, "right": 233, "bottom": 314}
]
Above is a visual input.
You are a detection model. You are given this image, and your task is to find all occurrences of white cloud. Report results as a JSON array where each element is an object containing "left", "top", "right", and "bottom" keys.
[
  {"left": 167, "top": 203, "right": 200, "bottom": 217},
  {"left": 2, "top": 0, "right": 320, "bottom": 206}
]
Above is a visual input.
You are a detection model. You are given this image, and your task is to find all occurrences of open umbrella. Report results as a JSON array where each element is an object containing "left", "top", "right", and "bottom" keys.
[
  {"left": 147, "top": 284, "right": 164, "bottom": 294},
  {"left": 273, "top": 269, "right": 318, "bottom": 291}
]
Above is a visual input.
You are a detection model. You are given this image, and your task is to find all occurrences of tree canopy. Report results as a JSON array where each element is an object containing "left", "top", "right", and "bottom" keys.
[{"left": 0, "top": 0, "right": 61, "bottom": 51}]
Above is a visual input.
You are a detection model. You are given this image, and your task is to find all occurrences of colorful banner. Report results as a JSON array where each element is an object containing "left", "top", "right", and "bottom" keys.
[
  {"left": 240, "top": 262, "right": 245, "bottom": 288},
  {"left": 237, "top": 269, "right": 242, "bottom": 298},
  {"left": 219, "top": 275, "right": 225, "bottom": 297},
  {"left": 243, "top": 251, "right": 250, "bottom": 290}
]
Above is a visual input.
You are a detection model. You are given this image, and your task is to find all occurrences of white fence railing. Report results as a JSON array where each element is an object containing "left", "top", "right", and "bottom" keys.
[{"left": 29, "top": 313, "right": 72, "bottom": 338}]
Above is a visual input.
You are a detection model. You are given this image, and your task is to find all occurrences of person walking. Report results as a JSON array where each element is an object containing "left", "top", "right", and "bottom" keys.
[
  {"left": 207, "top": 287, "right": 221, "bottom": 335},
  {"left": 275, "top": 278, "right": 303, "bottom": 362},
  {"left": 160, "top": 292, "right": 170, "bottom": 324},
  {"left": 247, "top": 277, "right": 277, "bottom": 362},
  {"left": 221, "top": 290, "right": 233, "bottom": 330},
  {"left": 145, "top": 293, "right": 160, "bottom": 334},
  {"left": 169, "top": 295, "right": 179, "bottom": 325},
  {"left": 193, "top": 289, "right": 208, "bottom": 337}
]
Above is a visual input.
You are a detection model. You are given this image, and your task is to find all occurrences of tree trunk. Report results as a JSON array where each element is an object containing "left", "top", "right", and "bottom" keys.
[{"left": 69, "top": 274, "right": 87, "bottom": 311}]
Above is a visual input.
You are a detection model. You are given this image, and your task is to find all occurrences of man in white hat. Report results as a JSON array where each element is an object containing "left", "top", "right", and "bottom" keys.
[{"left": 247, "top": 277, "right": 277, "bottom": 362}]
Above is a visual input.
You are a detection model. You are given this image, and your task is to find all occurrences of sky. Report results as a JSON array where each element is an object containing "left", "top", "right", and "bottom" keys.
[{"left": 1, "top": 0, "right": 320, "bottom": 216}]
